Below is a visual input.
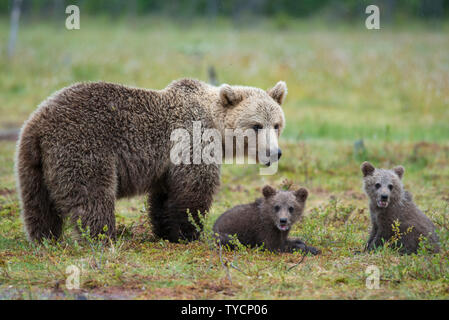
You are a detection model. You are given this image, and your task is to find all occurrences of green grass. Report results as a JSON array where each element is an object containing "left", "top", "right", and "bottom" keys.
[{"left": 0, "top": 17, "right": 449, "bottom": 299}]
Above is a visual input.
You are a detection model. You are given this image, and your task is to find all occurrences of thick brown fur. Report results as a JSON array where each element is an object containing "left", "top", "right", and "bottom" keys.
[
  {"left": 16, "top": 79, "right": 287, "bottom": 243},
  {"left": 361, "top": 161, "right": 439, "bottom": 254},
  {"left": 212, "top": 185, "right": 320, "bottom": 254}
]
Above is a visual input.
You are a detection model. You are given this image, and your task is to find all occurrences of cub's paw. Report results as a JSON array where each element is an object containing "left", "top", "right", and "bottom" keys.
[
  {"left": 305, "top": 245, "right": 321, "bottom": 256},
  {"left": 289, "top": 240, "right": 321, "bottom": 255},
  {"left": 290, "top": 239, "right": 306, "bottom": 250}
]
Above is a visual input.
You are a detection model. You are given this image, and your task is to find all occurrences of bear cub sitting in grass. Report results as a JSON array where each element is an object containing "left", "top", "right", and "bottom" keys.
[
  {"left": 361, "top": 161, "right": 439, "bottom": 254},
  {"left": 213, "top": 185, "right": 320, "bottom": 255}
]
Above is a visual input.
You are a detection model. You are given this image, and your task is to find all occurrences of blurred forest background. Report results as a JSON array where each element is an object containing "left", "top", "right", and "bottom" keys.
[
  {"left": 1, "top": 0, "right": 449, "bottom": 20},
  {"left": 1, "top": 0, "right": 448, "bottom": 141}
]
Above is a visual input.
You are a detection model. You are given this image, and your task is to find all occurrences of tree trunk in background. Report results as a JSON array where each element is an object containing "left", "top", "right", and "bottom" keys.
[
  {"left": 232, "top": 0, "right": 266, "bottom": 25},
  {"left": 8, "top": 0, "right": 22, "bottom": 59},
  {"left": 128, "top": 0, "right": 137, "bottom": 18},
  {"left": 208, "top": 0, "right": 219, "bottom": 20},
  {"left": 421, "top": 0, "right": 443, "bottom": 18},
  {"left": 53, "top": 0, "right": 64, "bottom": 19},
  {"left": 383, "top": 0, "right": 396, "bottom": 23}
]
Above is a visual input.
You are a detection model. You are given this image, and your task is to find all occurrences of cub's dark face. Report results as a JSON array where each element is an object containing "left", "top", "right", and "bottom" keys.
[
  {"left": 260, "top": 185, "right": 308, "bottom": 232},
  {"left": 361, "top": 162, "right": 404, "bottom": 209}
]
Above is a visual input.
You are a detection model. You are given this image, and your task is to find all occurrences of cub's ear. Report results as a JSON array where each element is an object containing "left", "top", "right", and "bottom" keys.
[
  {"left": 361, "top": 161, "right": 375, "bottom": 177},
  {"left": 294, "top": 188, "right": 308, "bottom": 202},
  {"left": 219, "top": 84, "right": 242, "bottom": 107},
  {"left": 262, "top": 185, "right": 276, "bottom": 198},
  {"left": 267, "top": 81, "right": 287, "bottom": 105},
  {"left": 393, "top": 165, "right": 405, "bottom": 179}
]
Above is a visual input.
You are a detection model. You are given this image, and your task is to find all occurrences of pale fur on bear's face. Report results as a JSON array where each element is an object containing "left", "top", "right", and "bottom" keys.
[
  {"left": 361, "top": 161, "right": 405, "bottom": 209},
  {"left": 260, "top": 185, "right": 308, "bottom": 232},
  {"left": 219, "top": 81, "right": 287, "bottom": 165}
]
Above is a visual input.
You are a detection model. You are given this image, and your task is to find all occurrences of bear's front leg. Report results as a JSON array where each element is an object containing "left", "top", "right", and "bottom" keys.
[
  {"left": 284, "top": 239, "right": 321, "bottom": 255},
  {"left": 366, "top": 233, "right": 385, "bottom": 252},
  {"left": 365, "top": 223, "right": 379, "bottom": 252},
  {"left": 149, "top": 163, "right": 220, "bottom": 243}
]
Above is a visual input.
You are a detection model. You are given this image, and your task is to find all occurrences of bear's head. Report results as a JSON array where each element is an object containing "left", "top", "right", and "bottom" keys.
[
  {"left": 259, "top": 185, "right": 308, "bottom": 232},
  {"left": 361, "top": 161, "right": 405, "bottom": 209},
  {"left": 218, "top": 81, "right": 287, "bottom": 166}
]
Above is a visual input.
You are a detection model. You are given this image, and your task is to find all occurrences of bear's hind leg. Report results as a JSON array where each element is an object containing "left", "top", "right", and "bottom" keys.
[
  {"left": 19, "top": 169, "right": 63, "bottom": 241},
  {"left": 148, "top": 183, "right": 170, "bottom": 240},
  {"left": 16, "top": 130, "right": 63, "bottom": 242},
  {"left": 22, "top": 195, "right": 63, "bottom": 242}
]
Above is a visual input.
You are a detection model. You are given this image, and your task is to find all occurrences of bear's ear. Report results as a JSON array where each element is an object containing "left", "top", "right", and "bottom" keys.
[
  {"left": 294, "top": 188, "right": 308, "bottom": 202},
  {"left": 267, "top": 81, "right": 287, "bottom": 105},
  {"left": 361, "top": 161, "right": 375, "bottom": 177},
  {"left": 393, "top": 165, "right": 405, "bottom": 179},
  {"left": 219, "top": 84, "right": 242, "bottom": 107},
  {"left": 262, "top": 185, "right": 276, "bottom": 198}
]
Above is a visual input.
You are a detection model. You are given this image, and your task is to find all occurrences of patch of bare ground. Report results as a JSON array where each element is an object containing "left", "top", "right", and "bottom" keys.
[
  {"left": 0, "top": 188, "right": 15, "bottom": 197},
  {"left": 343, "top": 190, "right": 365, "bottom": 200},
  {"left": 137, "top": 280, "right": 238, "bottom": 299}
]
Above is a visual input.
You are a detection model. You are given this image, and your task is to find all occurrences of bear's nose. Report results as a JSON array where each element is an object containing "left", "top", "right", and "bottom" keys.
[
  {"left": 279, "top": 218, "right": 287, "bottom": 224},
  {"left": 277, "top": 149, "right": 282, "bottom": 160},
  {"left": 381, "top": 194, "right": 389, "bottom": 201}
]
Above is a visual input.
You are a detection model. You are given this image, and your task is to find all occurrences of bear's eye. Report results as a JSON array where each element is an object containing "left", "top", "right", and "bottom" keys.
[
  {"left": 274, "top": 124, "right": 280, "bottom": 130},
  {"left": 288, "top": 207, "right": 294, "bottom": 213},
  {"left": 253, "top": 124, "right": 263, "bottom": 132},
  {"left": 375, "top": 183, "right": 381, "bottom": 189},
  {"left": 274, "top": 205, "right": 281, "bottom": 212},
  {"left": 388, "top": 184, "right": 393, "bottom": 191}
]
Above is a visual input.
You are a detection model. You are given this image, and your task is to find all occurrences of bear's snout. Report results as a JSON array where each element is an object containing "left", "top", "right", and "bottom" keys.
[
  {"left": 277, "top": 216, "right": 290, "bottom": 231},
  {"left": 377, "top": 194, "right": 390, "bottom": 208},
  {"left": 277, "top": 149, "right": 282, "bottom": 160},
  {"left": 264, "top": 148, "right": 282, "bottom": 166}
]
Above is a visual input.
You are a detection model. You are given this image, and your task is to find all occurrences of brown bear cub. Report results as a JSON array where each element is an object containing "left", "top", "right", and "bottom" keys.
[
  {"left": 361, "top": 162, "right": 439, "bottom": 254},
  {"left": 213, "top": 185, "right": 320, "bottom": 255}
]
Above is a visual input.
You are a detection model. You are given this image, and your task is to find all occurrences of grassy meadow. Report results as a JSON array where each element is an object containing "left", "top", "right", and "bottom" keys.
[{"left": 0, "top": 17, "right": 448, "bottom": 299}]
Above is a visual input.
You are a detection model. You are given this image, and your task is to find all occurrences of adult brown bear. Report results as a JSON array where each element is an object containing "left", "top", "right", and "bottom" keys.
[{"left": 15, "top": 79, "right": 287, "bottom": 243}]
